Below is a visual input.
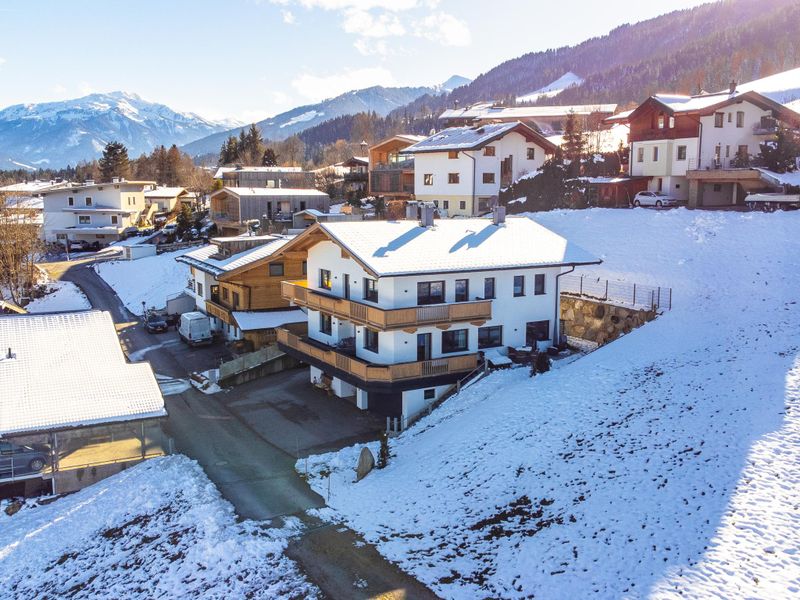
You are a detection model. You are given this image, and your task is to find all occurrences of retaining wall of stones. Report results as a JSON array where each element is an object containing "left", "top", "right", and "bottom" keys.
[{"left": 560, "top": 295, "right": 657, "bottom": 346}]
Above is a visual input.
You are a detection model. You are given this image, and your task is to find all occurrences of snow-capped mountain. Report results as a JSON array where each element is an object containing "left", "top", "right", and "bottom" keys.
[
  {"left": 0, "top": 91, "right": 238, "bottom": 168},
  {"left": 182, "top": 76, "right": 471, "bottom": 157}
]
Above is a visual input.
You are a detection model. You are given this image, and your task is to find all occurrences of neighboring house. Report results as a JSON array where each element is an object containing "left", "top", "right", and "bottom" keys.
[
  {"left": 402, "top": 122, "right": 558, "bottom": 217},
  {"left": 209, "top": 187, "right": 330, "bottom": 236},
  {"left": 40, "top": 179, "right": 156, "bottom": 244},
  {"left": 625, "top": 85, "right": 800, "bottom": 207},
  {"left": 277, "top": 210, "right": 599, "bottom": 428},
  {"left": 0, "top": 180, "right": 68, "bottom": 227},
  {"left": 144, "top": 186, "right": 191, "bottom": 213},
  {"left": 290, "top": 209, "right": 362, "bottom": 233},
  {"left": 342, "top": 156, "right": 369, "bottom": 196},
  {"left": 368, "top": 134, "right": 426, "bottom": 202},
  {"left": 214, "top": 166, "right": 316, "bottom": 189},
  {"left": 439, "top": 102, "right": 617, "bottom": 134},
  {"left": 0, "top": 311, "right": 167, "bottom": 496},
  {"left": 177, "top": 235, "right": 306, "bottom": 348}
]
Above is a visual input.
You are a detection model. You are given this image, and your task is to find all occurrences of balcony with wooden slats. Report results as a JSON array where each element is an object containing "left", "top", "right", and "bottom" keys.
[
  {"left": 282, "top": 280, "right": 492, "bottom": 331},
  {"left": 277, "top": 328, "right": 478, "bottom": 384},
  {"left": 204, "top": 298, "right": 234, "bottom": 325}
]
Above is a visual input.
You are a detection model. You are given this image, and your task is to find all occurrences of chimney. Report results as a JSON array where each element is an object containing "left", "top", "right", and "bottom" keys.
[
  {"left": 492, "top": 206, "right": 506, "bottom": 225},
  {"left": 405, "top": 202, "right": 419, "bottom": 221},
  {"left": 112, "top": 176, "right": 120, "bottom": 183},
  {"left": 454, "top": 99, "right": 460, "bottom": 109},
  {"left": 420, "top": 203, "right": 435, "bottom": 227},
  {"left": 84, "top": 179, "right": 95, "bottom": 186},
  {"left": 729, "top": 79, "right": 738, "bottom": 95}
]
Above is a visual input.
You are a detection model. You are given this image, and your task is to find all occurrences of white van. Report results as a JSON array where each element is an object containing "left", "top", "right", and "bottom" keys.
[{"left": 178, "top": 312, "right": 213, "bottom": 346}]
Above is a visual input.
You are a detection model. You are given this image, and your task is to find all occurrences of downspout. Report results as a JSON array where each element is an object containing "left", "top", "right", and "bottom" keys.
[
  {"left": 463, "top": 150, "right": 476, "bottom": 215},
  {"left": 553, "top": 266, "right": 576, "bottom": 348}
]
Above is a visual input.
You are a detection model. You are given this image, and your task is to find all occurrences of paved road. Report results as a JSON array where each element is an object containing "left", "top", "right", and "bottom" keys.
[{"left": 42, "top": 257, "right": 440, "bottom": 599}]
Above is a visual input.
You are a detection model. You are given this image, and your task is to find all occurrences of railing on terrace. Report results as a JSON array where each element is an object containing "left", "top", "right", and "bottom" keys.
[
  {"left": 277, "top": 328, "right": 478, "bottom": 383},
  {"left": 282, "top": 280, "right": 492, "bottom": 330},
  {"left": 372, "top": 160, "right": 414, "bottom": 171},
  {"left": 560, "top": 274, "right": 672, "bottom": 310}
]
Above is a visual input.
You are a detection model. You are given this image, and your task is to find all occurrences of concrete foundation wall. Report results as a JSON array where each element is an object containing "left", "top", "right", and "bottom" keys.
[{"left": 561, "top": 296, "right": 656, "bottom": 346}]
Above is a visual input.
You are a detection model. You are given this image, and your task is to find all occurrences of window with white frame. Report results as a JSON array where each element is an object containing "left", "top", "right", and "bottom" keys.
[{"left": 78, "top": 215, "right": 91, "bottom": 224}]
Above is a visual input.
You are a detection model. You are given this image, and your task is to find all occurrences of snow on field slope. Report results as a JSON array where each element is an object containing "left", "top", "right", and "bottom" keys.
[
  {"left": 24, "top": 280, "right": 90, "bottom": 313},
  {"left": 0, "top": 456, "right": 318, "bottom": 599},
  {"left": 517, "top": 72, "right": 584, "bottom": 103},
  {"left": 95, "top": 248, "right": 191, "bottom": 313},
  {"left": 303, "top": 208, "right": 800, "bottom": 599}
]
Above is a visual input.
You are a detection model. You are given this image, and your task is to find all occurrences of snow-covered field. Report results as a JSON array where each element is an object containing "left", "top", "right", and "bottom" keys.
[
  {"left": 24, "top": 279, "right": 91, "bottom": 313},
  {"left": 303, "top": 208, "right": 800, "bottom": 599},
  {"left": 0, "top": 456, "right": 319, "bottom": 599},
  {"left": 94, "top": 249, "right": 191, "bottom": 313}
]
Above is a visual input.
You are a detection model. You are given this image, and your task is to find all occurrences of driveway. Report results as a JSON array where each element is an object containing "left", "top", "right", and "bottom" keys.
[{"left": 41, "top": 257, "right": 440, "bottom": 598}]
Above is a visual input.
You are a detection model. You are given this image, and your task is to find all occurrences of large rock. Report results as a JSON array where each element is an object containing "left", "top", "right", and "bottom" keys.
[{"left": 356, "top": 447, "right": 375, "bottom": 481}]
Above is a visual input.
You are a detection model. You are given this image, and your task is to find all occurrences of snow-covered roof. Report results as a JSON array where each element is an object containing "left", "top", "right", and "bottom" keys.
[
  {"left": 730, "top": 66, "right": 800, "bottom": 106},
  {"left": 440, "top": 103, "right": 617, "bottom": 121},
  {"left": 231, "top": 309, "right": 306, "bottom": 331},
  {"left": 144, "top": 187, "right": 186, "bottom": 198},
  {"left": 3, "top": 196, "right": 44, "bottom": 210},
  {"left": 0, "top": 311, "right": 166, "bottom": 436},
  {"left": 603, "top": 109, "right": 634, "bottom": 123},
  {"left": 214, "top": 187, "right": 328, "bottom": 198},
  {"left": 177, "top": 236, "right": 291, "bottom": 277},
  {"left": 0, "top": 180, "right": 67, "bottom": 194},
  {"left": 316, "top": 216, "right": 600, "bottom": 277},
  {"left": 754, "top": 168, "right": 800, "bottom": 188},
  {"left": 402, "top": 122, "right": 556, "bottom": 154},
  {"left": 214, "top": 166, "right": 303, "bottom": 179}
]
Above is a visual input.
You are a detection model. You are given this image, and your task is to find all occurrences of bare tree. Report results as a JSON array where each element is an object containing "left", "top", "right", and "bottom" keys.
[{"left": 0, "top": 192, "right": 44, "bottom": 305}]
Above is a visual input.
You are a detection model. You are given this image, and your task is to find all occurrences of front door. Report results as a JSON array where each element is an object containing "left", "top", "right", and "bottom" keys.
[
  {"left": 417, "top": 333, "right": 432, "bottom": 361},
  {"left": 343, "top": 274, "right": 350, "bottom": 299}
]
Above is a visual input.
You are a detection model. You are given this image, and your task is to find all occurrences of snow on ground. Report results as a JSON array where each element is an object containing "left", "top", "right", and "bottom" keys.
[
  {"left": 94, "top": 248, "right": 192, "bottom": 313},
  {"left": 517, "top": 72, "right": 585, "bottom": 103},
  {"left": 0, "top": 455, "right": 319, "bottom": 599},
  {"left": 302, "top": 208, "right": 800, "bottom": 599},
  {"left": 24, "top": 279, "right": 91, "bottom": 313}
]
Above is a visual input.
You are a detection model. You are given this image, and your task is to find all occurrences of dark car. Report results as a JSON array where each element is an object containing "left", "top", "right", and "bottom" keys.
[
  {"left": 65, "top": 239, "right": 90, "bottom": 252},
  {"left": 145, "top": 312, "right": 169, "bottom": 333},
  {"left": 0, "top": 441, "right": 48, "bottom": 478}
]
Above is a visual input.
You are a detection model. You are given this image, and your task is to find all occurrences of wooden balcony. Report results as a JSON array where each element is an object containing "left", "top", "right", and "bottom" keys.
[
  {"left": 282, "top": 280, "right": 492, "bottom": 331},
  {"left": 204, "top": 298, "right": 234, "bottom": 325},
  {"left": 277, "top": 329, "right": 478, "bottom": 383}
]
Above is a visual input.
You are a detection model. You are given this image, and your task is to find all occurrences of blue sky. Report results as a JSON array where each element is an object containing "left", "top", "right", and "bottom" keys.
[{"left": 0, "top": 0, "right": 711, "bottom": 122}]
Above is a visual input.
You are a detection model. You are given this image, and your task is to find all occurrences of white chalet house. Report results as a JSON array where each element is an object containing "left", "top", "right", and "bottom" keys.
[
  {"left": 277, "top": 210, "right": 599, "bottom": 426},
  {"left": 402, "top": 121, "right": 558, "bottom": 217},
  {"left": 40, "top": 179, "right": 155, "bottom": 244},
  {"left": 626, "top": 86, "right": 800, "bottom": 207}
]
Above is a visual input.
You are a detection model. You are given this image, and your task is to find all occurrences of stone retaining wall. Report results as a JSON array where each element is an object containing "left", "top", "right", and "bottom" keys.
[{"left": 560, "top": 295, "right": 657, "bottom": 346}]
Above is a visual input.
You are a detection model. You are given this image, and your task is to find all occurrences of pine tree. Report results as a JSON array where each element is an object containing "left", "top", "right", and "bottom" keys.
[
  {"left": 176, "top": 202, "right": 193, "bottom": 238},
  {"left": 562, "top": 112, "right": 586, "bottom": 177},
  {"left": 165, "top": 145, "right": 182, "bottom": 186},
  {"left": 262, "top": 148, "right": 278, "bottom": 166},
  {"left": 98, "top": 141, "right": 130, "bottom": 182},
  {"left": 758, "top": 127, "right": 800, "bottom": 173}
]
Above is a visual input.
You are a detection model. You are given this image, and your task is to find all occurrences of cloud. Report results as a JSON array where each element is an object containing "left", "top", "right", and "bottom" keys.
[
  {"left": 0, "top": 57, "right": 6, "bottom": 68},
  {"left": 353, "top": 38, "right": 391, "bottom": 56},
  {"left": 78, "top": 82, "right": 95, "bottom": 96},
  {"left": 342, "top": 8, "right": 404, "bottom": 37},
  {"left": 413, "top": 11, "right": 471, "bottom": 46},
  {"left": 292, "top": 67, "right": 396, "bottom": 101},
  {"left": 281, "top": 9, "right": 296, "bottom": 23}
]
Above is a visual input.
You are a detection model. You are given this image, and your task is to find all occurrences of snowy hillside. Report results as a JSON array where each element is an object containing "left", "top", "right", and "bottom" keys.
[
  {"left": 0, "top": 456, "right": 318, "bottom": 599},
  {"left": 516, "top": 72, "right": 584, "bottom": 103},
  {"left": 0, "top": 91, "right": 236, "bottom": 168},
  {"left": 303, "top": 209, "right": 800, "bottom": 599}
]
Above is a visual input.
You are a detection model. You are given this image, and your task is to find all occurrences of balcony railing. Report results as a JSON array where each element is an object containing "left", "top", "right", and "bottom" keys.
[
  {"left": 372, "top": 160, "right": 414, "bottom": 171},
  {"left": 204, "top": 298, "right": 233, "bottom": 324},
  {"left": 282, "top": 280, "right": 492, "bottom": 331},
  {"left": 277, "top": 328, "right": 478, "bottom": 383}
]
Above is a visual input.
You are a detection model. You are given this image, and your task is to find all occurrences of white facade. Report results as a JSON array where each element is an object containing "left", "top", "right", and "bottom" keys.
[
  {"left": 412, "top": 131, "right": 548, "bottom": 217},
  {"left": 41, "top": 181, "right": 154, "bottom": 243},
  {"left": 302, "top": 238, "right": 563, "bottom": 423},
  {"left": 629, "top": 98, "right": 777, "bottom": 202}
]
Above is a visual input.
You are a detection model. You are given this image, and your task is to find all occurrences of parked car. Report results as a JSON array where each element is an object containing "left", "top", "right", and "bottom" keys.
[
  {"left": 139, "top": 227, "right": 155, "bottom": 237},
  {"left": 145, "top": 312, "right": 169, "bottom": 333},
  {"left": 0, "top": 441, "right": 48, "bottom": 478},
  {"left": 121, "top": 226, "right": 139, "bottom": 238},
  {"left": 178, "top": 311, "right": 213, "bottom": 346},
  {"left": 632, "top": 191, "right": 679, "bottom": 207},
  {"left": 65, "top": 239, "right": 90, "bottom": 252},
  {"left": 162, "top": 223, "right": 178, "bottom": 234}
]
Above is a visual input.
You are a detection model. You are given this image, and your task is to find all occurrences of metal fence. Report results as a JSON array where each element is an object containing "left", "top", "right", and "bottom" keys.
[{"left": 560, "top": 274, "right": 672, "bottom": 310}]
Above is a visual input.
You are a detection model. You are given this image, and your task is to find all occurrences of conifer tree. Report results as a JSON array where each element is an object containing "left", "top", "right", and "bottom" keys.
[
  {"left": 562, "top": 112, "right": 586, "bottom": 177},
  {"left": 98, "top": 141, "right": 130, "bottom": 182},
  {"left": 262, "top": 148, "right": 278, "bottom": 166}
]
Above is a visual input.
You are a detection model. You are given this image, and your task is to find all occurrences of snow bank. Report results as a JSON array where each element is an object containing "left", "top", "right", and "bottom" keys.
[
  {"left": 94, "top": 249, "right": 191, "bottom": 313},
  {"left": 303, "top": 208, "right": 800, "bottom": 599},
  {"left": 0, "top": 455, "right": 318, "bottom": 599},
  {"left": 24, "top": 280, "right": 91, "bottom": 313}
]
